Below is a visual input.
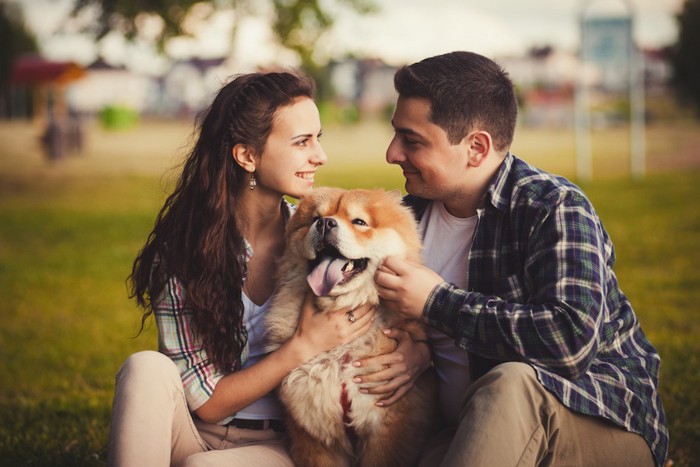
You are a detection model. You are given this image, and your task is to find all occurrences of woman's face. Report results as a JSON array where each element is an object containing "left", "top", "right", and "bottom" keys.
[{"left": 255, "top": 97, "right": 327, "bottom": 199}]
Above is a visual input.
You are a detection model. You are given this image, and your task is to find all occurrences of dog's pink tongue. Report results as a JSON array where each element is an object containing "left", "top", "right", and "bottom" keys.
[{"left": 307, "top": 257, "right": 346, "bottom": 296}]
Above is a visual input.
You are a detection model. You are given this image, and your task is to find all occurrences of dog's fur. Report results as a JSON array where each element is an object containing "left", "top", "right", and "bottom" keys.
[{"left": 265, "top": 188, "right": 438, "bottom": 467}]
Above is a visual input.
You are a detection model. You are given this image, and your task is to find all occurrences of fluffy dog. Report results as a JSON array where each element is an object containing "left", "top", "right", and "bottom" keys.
[{"left": 265, "top": 187, "right": 438, "bottom": 467}]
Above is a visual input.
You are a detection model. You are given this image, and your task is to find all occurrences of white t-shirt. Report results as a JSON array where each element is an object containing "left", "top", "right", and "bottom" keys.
[
  {"left": 419, "top": 200, "right": 478, "bottom": 426},
  {"left": 236, "top": 294, "right": 285, "bottom": 420}
]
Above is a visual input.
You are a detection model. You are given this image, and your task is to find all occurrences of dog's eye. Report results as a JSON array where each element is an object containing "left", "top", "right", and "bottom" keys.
[
  {"left": 352, "top": 218, "right": 368, "bottom": 226},
  {"left": 312, "top": 215, "right": 321, "bottom": 223}
]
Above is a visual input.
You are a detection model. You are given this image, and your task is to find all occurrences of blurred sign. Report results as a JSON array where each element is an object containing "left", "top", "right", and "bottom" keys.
[
  {"left": 583, "top": 17, "right": 632, "bottom": 62},
  {"left": 582, "top": 17, "right": 633, "bottom": 90},
  {"left": 575, "top": 7, "right": 645, "bottom": 180}
]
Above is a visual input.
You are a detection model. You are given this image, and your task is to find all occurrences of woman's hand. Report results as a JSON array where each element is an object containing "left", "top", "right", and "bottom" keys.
[
  {"left": 292, "top": 292, "right": 375, "bottom": 363},
  {"left": 351, "top": 326, "right": 431, "bottom": 407}
]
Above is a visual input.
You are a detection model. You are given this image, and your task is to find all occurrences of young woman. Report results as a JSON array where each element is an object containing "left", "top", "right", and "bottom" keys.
[{"left": 107, "top": 71, "right": 377, "bottom": 467}]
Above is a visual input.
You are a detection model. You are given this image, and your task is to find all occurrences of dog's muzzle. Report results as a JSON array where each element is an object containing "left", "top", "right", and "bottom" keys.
[{"left": 306, "top": 218, "right": 369, "bottom": 297}]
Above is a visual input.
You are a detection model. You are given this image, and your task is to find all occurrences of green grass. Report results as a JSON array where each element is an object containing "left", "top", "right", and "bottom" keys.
[
  {"left": 581, "top": 174, "right": 700, "bottom": 467},
  {"left": 1, "top": 122, "right": 699, "bottom": 465},
  {"left": 0, "top": 176, "right": 165, "bottom": 466}
]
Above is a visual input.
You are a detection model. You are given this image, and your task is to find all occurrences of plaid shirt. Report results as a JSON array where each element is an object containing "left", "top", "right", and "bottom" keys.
[
  {"left": 154, "top": 199, "right": 294, "bottom": 423},
  {"left": 408, "top": 153, "right": 668, "bottom": 466}
]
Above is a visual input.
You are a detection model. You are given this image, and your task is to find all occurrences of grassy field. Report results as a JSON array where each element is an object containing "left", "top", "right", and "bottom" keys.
[{"left": 0, "top": 119, "right": 699, "bottom": 466}]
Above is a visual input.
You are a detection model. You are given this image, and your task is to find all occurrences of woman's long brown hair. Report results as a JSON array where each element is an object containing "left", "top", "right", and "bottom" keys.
[{"left": 129, "top": 72, "right": 315, "bottom": 373}]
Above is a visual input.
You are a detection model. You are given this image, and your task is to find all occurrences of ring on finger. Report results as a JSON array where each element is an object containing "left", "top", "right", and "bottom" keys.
[{"left": 347, "top": 311, "right": 357, "bottom": 323}]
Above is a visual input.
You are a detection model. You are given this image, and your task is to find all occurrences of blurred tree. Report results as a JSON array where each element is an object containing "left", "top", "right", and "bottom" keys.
[
  {"left": 71, "top": 0, "right": 377, "bottom": 77},
  {"left": 670, "top": 0, "right": 700, "bottom": 116},
  {"left": 270, "top": 0, "right": 376, "bottom": 99},
  {"left": 0, "top": 2, "right": 38, "bottom": 118}
]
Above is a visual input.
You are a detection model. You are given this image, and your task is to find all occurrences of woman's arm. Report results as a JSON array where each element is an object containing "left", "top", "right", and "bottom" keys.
[{"left": 195, "top": 293, "right": 376, "bottom": 423}]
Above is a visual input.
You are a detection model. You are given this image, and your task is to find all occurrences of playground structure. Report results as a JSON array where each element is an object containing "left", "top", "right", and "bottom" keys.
[{"left": 11, "top": 55, "right": 86, "bottom": 160}]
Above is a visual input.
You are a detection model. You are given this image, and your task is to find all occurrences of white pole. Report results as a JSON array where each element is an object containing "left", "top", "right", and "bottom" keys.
[
  {"left": 575, "top": 72, "right": 593, "bottom": 181},
  {"left": 630, "top": 44, "right": 646, "bottom": 178},
  {"left": 576, "top": 3, "right": 593, "bottom": 181}
]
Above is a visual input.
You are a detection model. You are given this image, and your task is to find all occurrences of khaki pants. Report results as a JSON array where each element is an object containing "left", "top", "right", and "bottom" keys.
[
  {"left": 108, "top": 351, "right": 293, "bottom": 467},
  {"left": 420, "top": 362, "right": 655, "bottom": 467}
]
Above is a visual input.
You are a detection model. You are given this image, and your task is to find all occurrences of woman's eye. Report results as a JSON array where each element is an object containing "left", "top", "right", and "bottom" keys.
[{"left": 352, "top": 218, "right": 368, "bottom": 226}]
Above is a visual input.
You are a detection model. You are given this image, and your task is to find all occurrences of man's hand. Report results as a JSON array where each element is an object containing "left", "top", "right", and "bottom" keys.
[
  {"left": 352, "top": 327, "right": 431, "bottom": 406},
  {"left": 375, "top": 256, "right": 444, "bottom": 320}
]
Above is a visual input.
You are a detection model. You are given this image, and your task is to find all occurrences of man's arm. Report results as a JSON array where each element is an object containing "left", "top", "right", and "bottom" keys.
[{"left": 378, "top": 190, "right": 609, "bottom": 380}]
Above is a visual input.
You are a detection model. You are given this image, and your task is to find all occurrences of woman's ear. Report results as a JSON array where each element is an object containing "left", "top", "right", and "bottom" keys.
[
  {"left": 466, "top": 131, "right": 492, "bottom": 168},
  {"left": 232, "top": 143, "right": 256, "bottom": 173}
]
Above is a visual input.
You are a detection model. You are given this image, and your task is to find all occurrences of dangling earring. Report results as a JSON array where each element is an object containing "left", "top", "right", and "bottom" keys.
[{"left": 249, "top": 172, "right": 257, "bottom": 192}]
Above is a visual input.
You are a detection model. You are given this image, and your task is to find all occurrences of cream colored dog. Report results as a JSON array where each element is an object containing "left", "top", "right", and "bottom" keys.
[{"left": 265, "top": 188, "right": 437, "bottom": 467}]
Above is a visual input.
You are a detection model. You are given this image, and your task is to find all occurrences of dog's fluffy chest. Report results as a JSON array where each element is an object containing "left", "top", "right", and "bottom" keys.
[{"left": 278, "top": 319, "right": 397, "bottom": 446}]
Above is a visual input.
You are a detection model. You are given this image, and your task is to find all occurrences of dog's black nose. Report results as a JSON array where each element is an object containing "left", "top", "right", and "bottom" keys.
[{"left": 316, "top": 217, "right": 337, "bottom": 234}]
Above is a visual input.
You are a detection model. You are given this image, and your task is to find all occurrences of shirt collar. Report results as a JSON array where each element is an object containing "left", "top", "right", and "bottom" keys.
[{"left": 484, "top": 152, "right": 515, "bottom": 214}]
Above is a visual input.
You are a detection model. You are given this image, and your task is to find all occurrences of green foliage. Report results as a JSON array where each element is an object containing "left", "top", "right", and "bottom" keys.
[
  {"left": 670, "top": 0, "right": 700, "bottom": 117},
  {"left": 70, "top": 0, "right": 378, "bottom": 70},
  {"left": 99, "top": 105, "right": 140, "bottom": 130},
  {"left": 270, "top": 0, "right": 377, "bottom": 70},
  {"left": 0, "top": 170, "right": 698, "bottom": 466},
  {"left": 0, "top": 3, "right": 38, "bottom": 80},
  {"left": 0, "top": 2, "right": 38, "bottom": 116},
  {"left": 71, "top": 0, "right": 208, "bottom": 41}
]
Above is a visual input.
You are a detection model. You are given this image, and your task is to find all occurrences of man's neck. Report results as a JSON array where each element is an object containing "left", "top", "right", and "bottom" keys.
[
  {"left": 443, "top": 154, "right": 504, "bottom": 218},
  {"left": 442, "top": 195, "right": 481, "bottom": 218}
]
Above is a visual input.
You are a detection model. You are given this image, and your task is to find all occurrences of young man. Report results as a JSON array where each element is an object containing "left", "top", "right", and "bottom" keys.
[{"left": 375, "top": 51, "right": 668, "bottom": 466}]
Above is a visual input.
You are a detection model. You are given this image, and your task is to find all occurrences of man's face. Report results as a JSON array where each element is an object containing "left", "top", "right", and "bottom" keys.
[{"left": 386, "top": 96, "right": 468, "bottom": 200}]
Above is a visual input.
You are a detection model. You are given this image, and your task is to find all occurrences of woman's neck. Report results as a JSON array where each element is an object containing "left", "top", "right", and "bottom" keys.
[
  {"left": 236, "top": 189, "right": 286, "bottom": 244},
  {"left": 236, "top": 189, "right": 287, "bottom": 306}
]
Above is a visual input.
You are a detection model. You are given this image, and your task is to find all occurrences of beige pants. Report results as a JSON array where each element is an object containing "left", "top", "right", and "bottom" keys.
[
  {"left": 108, "top": 351, "right": 293, "bottom": 467},
  {"left": 419, "top": 362, "right": 655, "bottom": 467}
]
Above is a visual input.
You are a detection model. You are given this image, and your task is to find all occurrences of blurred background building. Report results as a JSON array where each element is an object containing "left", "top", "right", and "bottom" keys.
[{"left": 0, "top": 0, "right": 694, "bottom": 146}]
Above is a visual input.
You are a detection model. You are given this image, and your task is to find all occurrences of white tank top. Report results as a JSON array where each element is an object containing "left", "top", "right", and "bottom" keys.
[
  {"left": 419, "top": 200, "right": 478, "bottom": 426},
  {"left": 236, "top": 293, "right": 285, "bottom": 420}
]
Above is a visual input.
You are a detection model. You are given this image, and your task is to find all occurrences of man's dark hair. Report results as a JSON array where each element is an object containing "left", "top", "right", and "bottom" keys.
[{"left": 394, "top": 51, "right": 518, "bottom": 152}]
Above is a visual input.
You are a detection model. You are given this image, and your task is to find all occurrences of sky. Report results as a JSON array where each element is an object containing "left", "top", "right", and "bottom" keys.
[{"left": 15, "top": 0, "right": 684, "bottom": 72}]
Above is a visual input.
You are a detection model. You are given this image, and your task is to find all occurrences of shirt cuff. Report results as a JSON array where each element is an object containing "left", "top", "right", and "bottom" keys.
[{"left": 423, "top": 281, "right": 475, "bottom": 344}]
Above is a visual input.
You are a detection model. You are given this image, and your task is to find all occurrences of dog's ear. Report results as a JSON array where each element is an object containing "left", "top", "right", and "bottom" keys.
[
  {"left": 301, "top": 187, "right": 331, "bottom": 204},
  {"left": 387, "top": 189, "right": 403, "bottom": 201}
]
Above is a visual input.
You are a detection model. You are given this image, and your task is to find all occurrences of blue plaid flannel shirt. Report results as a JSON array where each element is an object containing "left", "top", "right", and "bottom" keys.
[{"left": 408, "top": 153, "right": 668, "bottom": 466}]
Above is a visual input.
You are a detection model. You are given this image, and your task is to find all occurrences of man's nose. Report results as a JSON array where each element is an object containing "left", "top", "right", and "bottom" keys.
[{"left": 386, "top": 136, "right": 404, "bottom": 164}]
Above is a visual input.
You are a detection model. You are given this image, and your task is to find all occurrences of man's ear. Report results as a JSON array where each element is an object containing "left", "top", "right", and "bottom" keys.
[
  {"left": 466, "top": 131, "right": 492, "bottom": 167},
  {"left": 232, "top": 143, "right": 256, "bottom": 173}
]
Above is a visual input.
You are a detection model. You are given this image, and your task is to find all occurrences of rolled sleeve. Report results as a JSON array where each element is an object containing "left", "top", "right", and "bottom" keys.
[{"left": 155, "top": 277, "right": 227, "bottom": 414}]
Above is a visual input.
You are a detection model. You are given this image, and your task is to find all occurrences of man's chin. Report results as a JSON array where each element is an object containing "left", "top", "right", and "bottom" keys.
[{"left": 404, "top": 180, "right": 427, "bottom": 198}]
